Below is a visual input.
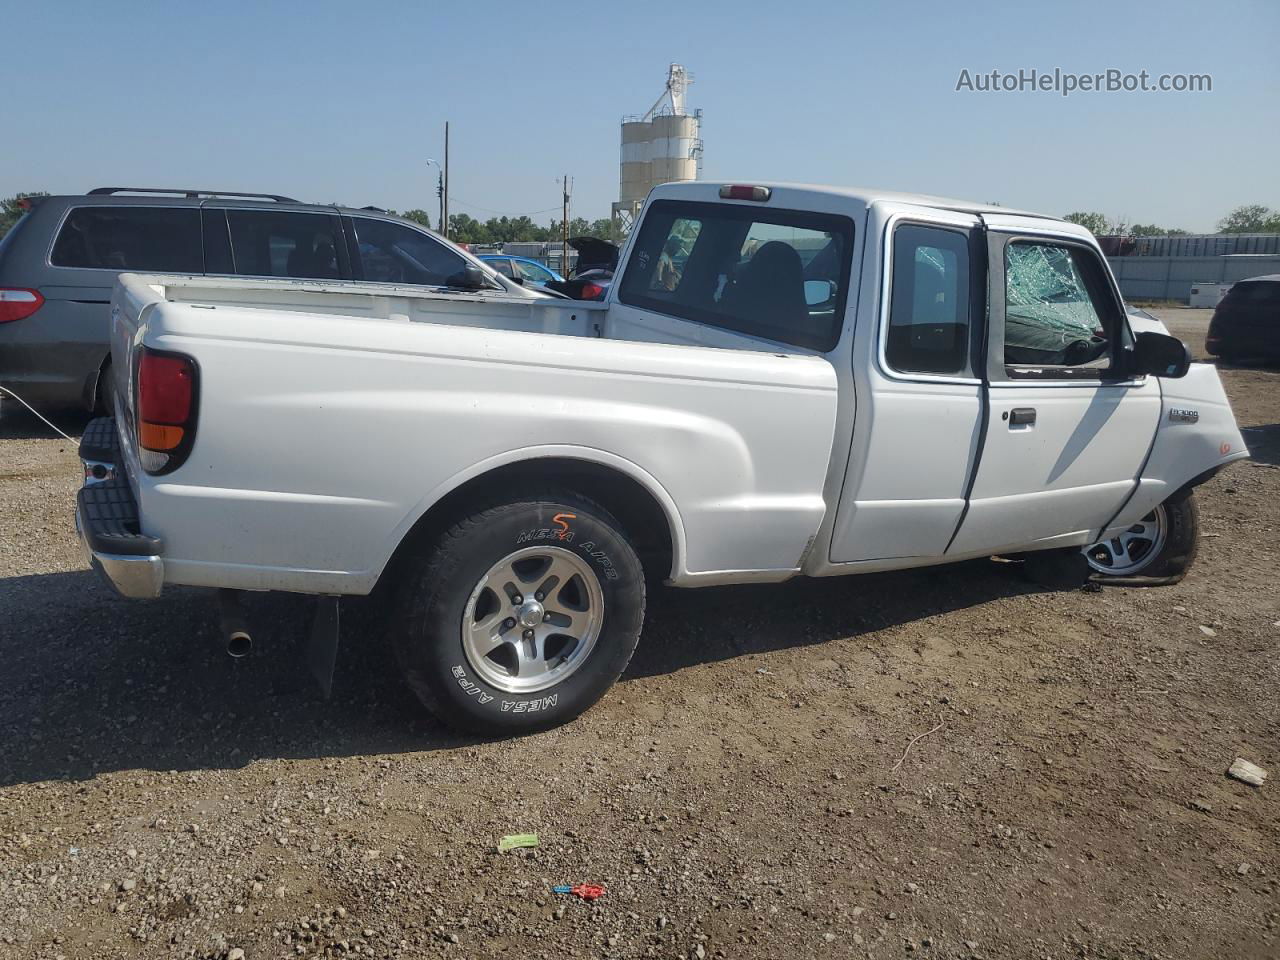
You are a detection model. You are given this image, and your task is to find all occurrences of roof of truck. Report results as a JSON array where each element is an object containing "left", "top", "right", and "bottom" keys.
[{"left": 651, "top": 180, "right": 1057, "bottom": 221}]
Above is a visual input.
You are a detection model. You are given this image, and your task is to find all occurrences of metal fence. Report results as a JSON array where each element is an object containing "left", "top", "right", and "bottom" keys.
[
  {"left": 1102, "top": 233, "right": 1280, "bottom": 258},
  {"left": 1106, "top": 255, "right": 1280, "bottom": 303}
]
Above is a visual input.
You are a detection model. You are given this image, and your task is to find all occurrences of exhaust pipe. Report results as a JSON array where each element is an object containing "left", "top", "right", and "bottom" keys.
[{"left": 217, "top": 589, "right": 253, "bottom": 658}]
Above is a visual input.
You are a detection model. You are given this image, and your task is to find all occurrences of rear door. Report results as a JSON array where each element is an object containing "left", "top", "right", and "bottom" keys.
[
  {"left": 947, "top": 228, "right": 1161, "bottom": 555},
  {"left": 8, "top": 203, "right": 203, "bottom": 405},
  {"left": 209, "top": 206, "right": 349, "bottom": 280},
  {"left": 829, "top": 205, "right": 986, "bottom": 562}
]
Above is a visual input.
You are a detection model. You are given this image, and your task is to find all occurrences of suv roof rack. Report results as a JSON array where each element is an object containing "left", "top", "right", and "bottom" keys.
[{"left": 87, "top": 187, "right": 298, "bottom": 202}]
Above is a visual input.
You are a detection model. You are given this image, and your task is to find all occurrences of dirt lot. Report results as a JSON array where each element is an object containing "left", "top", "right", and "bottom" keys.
[{"left": 1, "top": 309, "right": 1277, "bottom": 960}]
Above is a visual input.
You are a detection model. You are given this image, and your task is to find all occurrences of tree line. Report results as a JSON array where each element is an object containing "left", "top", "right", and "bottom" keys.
[
  {"left": 433, "top": 213, "right": 626, "bottom": 246},
  {"left": 1063, "top": 204, "right": 1280, "bottom": 237}
]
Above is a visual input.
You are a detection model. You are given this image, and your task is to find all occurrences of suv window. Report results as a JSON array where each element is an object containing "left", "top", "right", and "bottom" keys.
[
  {"left": 1004, "top": 241, "right": 1115, "bottom": 373},
  {"left": 618, "top": 199, "right": 853, "bottom": 351},
  {"left": 227, "top": 210, "right": 341, "bottom": 279},
  {"left": 886, "top": 224, "right": 971, "bottom": 375},
  {"left": 51, "top": 207, "right": 202, "bottom": 272},
  {"left": 352, "top": 217, "right": 468, "bottom": 286}
]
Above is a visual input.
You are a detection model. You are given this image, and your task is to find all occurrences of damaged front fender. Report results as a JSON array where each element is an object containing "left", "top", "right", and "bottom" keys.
[{"left": 1101, "top": 363, "right": 1248, "bottom": 535}]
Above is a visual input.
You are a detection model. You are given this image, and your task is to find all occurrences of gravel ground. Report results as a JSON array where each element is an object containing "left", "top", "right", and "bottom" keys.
[{"left": 1, "top": 309, "right": 1277, "bottom": 960}]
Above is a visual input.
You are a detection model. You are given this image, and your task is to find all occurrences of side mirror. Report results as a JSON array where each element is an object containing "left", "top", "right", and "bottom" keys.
[
  {"left": 445, "top": 263, "right": 490, "bottom": 291},
  {"left": 804, "top": 279, "right": 836, "bottom": 306},
  {"left": 1132, "top": 331, "right": 1192, "bottom": 378}
]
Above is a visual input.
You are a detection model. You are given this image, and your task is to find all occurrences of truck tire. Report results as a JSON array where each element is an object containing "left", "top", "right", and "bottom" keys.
[
  {"left": 394, "top": 494, "right": 645, "bottom": 735},
  {"left": 1082, "top": 489, "right": 1199, "bottom": 586}
]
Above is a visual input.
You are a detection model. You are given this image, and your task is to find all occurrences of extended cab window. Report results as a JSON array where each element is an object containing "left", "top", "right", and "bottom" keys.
[
  {"left": 353, "top": 218, "right": 468, "bottom": 286},
  {"left": 886, "top": 224, "right": 971, "bottom": 375},
  {"left": 618, "top": 199, "right": 853, "bottom": 351},
  {"left": 1004, "top": 241, "right": 1116, "bottom": 374},
  {"left": 51, "top": 207, "right": 202, "bottom": 272},
  {"left": 227, "top": 210, "right": 341, "bottom": 279}
]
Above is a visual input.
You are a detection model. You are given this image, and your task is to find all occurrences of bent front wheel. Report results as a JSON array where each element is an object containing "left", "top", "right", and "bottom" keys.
[{"left": 1083, "top": 489, "right": 1199, "bottom": 585}]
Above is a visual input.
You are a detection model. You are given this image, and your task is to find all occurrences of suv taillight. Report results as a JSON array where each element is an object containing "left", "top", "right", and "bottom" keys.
[
  {"left": 136, "top": 348, "right": 198, "bottom": 474},
  {"left": 0, "top": 288, "right": 44, "bottom": 324}
]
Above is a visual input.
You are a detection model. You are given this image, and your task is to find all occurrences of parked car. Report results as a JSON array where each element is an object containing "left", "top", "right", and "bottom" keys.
[
  {"left": 479, "top": 255, "right": 563, "bottom": 287},
  {"left": 1205, "top": 274, "right": 1280, "bottom": 363},
  {"left": 77, "top": 181, "right": 1246, "bottom": 735},
  {"left": 544, "top": 236, "right": 620, "bottom": 301},
  {"left": 0, "top": 188, "right": 526, "bottom": 411}
]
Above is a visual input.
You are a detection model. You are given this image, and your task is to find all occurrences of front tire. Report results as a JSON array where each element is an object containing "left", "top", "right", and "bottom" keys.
[
  {"left": 394, "top": 493, "right": 645, "bottom": 735},
  {"left": 1083, "top": 489, "right": 1199, "bottom": 585}
]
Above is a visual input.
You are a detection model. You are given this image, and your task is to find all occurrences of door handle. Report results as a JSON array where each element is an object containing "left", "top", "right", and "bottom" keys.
[{"left": 1007, "top": 407, "right": 1037, "bottom": 426}]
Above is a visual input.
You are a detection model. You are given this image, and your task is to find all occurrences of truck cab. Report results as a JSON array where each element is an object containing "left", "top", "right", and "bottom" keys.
[{"left": 603, "top": 182, "right": 1240, "bottom": 574}]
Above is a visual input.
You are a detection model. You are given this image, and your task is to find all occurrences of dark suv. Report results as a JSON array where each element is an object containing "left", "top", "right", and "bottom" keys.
[
  {"left": 0, "top": 188, "right": 520, "bottom": 411},
  {"left": 1206, "top": 274, "right": 1280, "bottom": 363}
]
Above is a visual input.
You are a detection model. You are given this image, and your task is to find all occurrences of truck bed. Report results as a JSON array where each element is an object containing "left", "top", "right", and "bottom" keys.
[{"left": 108, "top": 273, "right": 841, "bottom": 595}]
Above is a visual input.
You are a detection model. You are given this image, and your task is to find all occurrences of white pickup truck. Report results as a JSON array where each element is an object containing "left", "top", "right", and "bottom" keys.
[{"left": 77, "top": 181, "right": 1247, "bottom": 734}]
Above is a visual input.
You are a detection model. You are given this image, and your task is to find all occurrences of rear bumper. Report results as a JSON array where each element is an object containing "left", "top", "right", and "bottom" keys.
[{"left": 75, "top": 417, "right": 165, "bottom": 599}]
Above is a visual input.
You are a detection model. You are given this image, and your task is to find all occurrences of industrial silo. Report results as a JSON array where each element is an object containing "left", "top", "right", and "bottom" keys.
[
  {"left": 619, "top": 120, "right": 652, "bottom": 208},
  {"left": 648, "top": 113, "right": 699, "bottom": 188},
  {"left": 612, "top": 64, "right": 703, "bottom": 231}
]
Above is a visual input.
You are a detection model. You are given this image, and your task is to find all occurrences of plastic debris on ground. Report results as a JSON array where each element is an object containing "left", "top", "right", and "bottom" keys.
[
  {"left": 552, "top": 883, "right": 606, "bottom": 900},
  {"left": 497, "top": 832, "right": 539, "bottom": 853},
  {"left": 1227, "top": 758, "right": 1268, "bottom": 787}
]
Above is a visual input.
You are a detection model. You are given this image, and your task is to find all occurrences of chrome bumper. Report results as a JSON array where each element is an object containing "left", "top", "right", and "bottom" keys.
[
  {"left": 75, "top": 503, "right": 165, "bottom": 599},
  {"left": 75, "top": 416, "right": 164, "bottom": 600}
]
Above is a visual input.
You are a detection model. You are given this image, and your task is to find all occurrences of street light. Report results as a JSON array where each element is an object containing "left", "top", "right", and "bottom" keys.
[{"left": 425, "top": 158, "right": 443, "bottom": 235}]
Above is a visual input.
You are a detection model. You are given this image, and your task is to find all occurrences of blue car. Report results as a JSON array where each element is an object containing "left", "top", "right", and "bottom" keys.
[{"left": 479, "top": 255, "right": 563, "bottom": 287}]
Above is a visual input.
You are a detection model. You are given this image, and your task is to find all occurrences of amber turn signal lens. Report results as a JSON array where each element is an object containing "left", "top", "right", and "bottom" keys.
[{"left": 139, "top": 421, "right": 185, "bottom": 451}]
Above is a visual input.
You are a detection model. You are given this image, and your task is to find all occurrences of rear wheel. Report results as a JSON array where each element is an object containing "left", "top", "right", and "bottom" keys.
[
  {"left": 394, "top": 493, "right": 645, "bottom": 735},
  {"left": 1083, "top": 489, "right": 1199, "bottom": 585}
]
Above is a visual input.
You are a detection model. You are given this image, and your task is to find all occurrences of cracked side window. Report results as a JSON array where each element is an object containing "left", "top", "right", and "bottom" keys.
[{"left": 1004, "top": 242, "right": 1112, "bottom": 370}]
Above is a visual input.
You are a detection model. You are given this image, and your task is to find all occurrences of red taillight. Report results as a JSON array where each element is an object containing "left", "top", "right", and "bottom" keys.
[
  {"left": 580, "top": 282, "right": 606, "bottom": 300},
  {"left": 136, "top": 349, "right": 197, "bottom": 470},
  {"left": 719, "top": 184, "right": 772, "bottom": 202},
  {"left": 0, "top": 288, "right": 44, "bottom": 324},
  {"left": 139, "top": 352, "right": 194, "bottom": 425}
]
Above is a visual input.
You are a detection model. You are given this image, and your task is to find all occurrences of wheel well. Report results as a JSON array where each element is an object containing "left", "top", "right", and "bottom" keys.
[
  {"left": 86, "top": 354, "right": 111, "bottom": 413},
  {"left": 380, "top": 458, "right": 677, "bottom": 590}
]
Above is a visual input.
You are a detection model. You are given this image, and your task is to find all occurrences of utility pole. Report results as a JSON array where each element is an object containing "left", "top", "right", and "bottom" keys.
[
  {"left": 443, "top": 121, "right": 450, "bottom": 240},
  {"left": 561, "top": 174, "right": 570, "bottom": 276},
  {"left": 436, "top": 168, "right": 443, "bottom": 235}
]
